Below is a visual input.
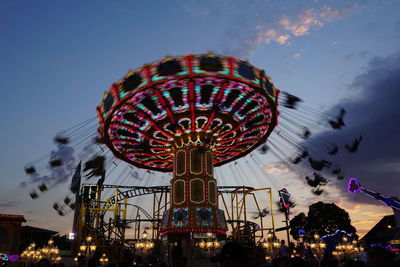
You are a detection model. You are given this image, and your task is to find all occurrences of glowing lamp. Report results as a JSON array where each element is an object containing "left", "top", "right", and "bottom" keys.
[
  {"left": 213, "top": 241, "right": 221, "bottom": 248},
  {"left": 206, "top": 239, "right": 213, "bottom": 248},
  {"left": 199, "top": 240, "right": 206, "bottom": 249},
  {"left": 80, "top": 245, "right": 87, "bottom": 252},
  {"left": 313, "top": 233, "right": 320, "bottom": 240},
  {"left": 145, "top": 242, "right": 155, "bottom": 249},
  {"left": 267, "top": 232, "right": 273, "bottom": 239},
  {"left": 90, "top": 245, "right": 97, "bottom": 251},
  {"left": 48, "top": 239, "right": 54, "bottom": 245},
  {"left": 141, "top": 229, "right": 149, "bottom": 240},
  {"left": 86, "top": 236, "right": 93, "bottom": 242},
  {"left": 262, "top": 241, "right": 270, "bottom": 249}
]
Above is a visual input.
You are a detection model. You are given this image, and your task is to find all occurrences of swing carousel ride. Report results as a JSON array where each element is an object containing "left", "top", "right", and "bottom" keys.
[{"left": 23, "top": 53, "right": 362, "bottom": 262}]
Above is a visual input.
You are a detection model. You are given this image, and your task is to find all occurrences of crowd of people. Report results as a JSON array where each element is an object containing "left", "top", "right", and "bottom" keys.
[
  {"left": 211, "top": 240, "right": 400, "bottom": 267},
  {"left": 24, "top": 241, "right": 399, "bottom": 267}
]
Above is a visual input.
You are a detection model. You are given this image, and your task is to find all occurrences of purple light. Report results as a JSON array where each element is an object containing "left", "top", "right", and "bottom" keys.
[{"left": 347, "top": 177, "right": 361, "bottom": 194}]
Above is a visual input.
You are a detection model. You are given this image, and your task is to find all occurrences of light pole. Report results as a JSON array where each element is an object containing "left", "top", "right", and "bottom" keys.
[
  {"left": 134, "top": 229, "right": 155, "bottom": 256},
  {"left": 78, "top": 235, "right": 97, "bottom": 262},
  {"left": 196, "top": 233, "right": 221, "bottom": 259},
  {"left": 309, "top": 233, "right": 326, "bottom": 267},
  {"left": 261, "top": 231, "right": 280, "bottom": 262},
  {"left": 99, "top": 253, "right": 109, "bottom": 266}
]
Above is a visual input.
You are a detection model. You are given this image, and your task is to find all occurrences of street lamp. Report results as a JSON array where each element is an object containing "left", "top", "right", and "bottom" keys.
[
  {"left": 80, "top": 236, "right": 96, "bottom": 255},
  {"left": 141, "top": 229, "right": 148, "bottom": 240},
  {"left": 38, "top": 238, "right": 61, "bottom": 264},
  {"left": 99, "top": 253, "right": 109, "bottom": 266},
  {"left": 309, "top": 233, "right": 326, "bottom": 266},
  {"left": 261, "top": 232, "right": 280, "bottom": 262},
  {"left": 196, "top": 236, "right": 221, "bottom": 258},
  {"left": 134, "top": 229, "right": 155, "bottom": 255}
]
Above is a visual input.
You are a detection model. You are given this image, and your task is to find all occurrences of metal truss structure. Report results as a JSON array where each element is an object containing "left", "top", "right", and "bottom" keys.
[{"left": 75, "top": 184, "right": 275, "bottom": 258}]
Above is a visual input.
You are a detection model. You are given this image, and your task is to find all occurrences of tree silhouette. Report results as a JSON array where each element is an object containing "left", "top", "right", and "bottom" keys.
[
  {"left": 289, "top": 201, "right": 356, "bottom": 241},
  {"left": 289, "top": 212, "right": 307, "bottom": 240}
]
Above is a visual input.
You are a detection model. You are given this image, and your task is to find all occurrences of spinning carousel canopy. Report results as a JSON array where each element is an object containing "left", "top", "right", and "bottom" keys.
[{"left": 97, "top": 54, "right": 280, "bottom": 172}]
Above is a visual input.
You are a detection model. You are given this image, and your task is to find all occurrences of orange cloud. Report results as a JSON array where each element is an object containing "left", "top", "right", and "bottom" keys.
[{"left": 252, "top": 4, "right": 356, "bottom": 47}]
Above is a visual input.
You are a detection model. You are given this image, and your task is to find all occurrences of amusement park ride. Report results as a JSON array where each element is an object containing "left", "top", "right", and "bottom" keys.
[
  {"left": 24, "top": 53, "right": 363, "bottom": 264},
  {"left": 80, "top": 54, "right": 280, "bottom": 263}
]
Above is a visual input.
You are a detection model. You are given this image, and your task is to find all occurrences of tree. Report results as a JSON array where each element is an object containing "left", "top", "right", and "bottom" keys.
[
  {"left": 289, "top": 201, "right": 356, "bottom": 241},
  {"left": 289, "top": 212, "right": 306, "bottom": 240}
]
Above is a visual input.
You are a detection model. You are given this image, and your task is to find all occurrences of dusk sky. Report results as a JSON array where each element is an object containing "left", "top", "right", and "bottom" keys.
[{"left": 1, "top": 0, "right": 400, "bottom": 238}]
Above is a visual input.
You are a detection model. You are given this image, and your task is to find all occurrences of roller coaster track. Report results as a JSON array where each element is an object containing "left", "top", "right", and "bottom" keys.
[
  {"left": 98, "top": 184, "right": 253, "bottom": 205},
  {"left": 99, "top": 186, "right": 169, "bottom": 214},
  {"left": 95, "top": 185, "right": 255, "bottom": 218},
  {"left": 226, "top": 219, "right": 261, "bottom": 230}
]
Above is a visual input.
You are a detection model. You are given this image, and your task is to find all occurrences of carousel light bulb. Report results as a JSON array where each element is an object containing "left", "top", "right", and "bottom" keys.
[
  {"left": 206, "top": 239, "right": 213, "bottom": 248},
  {"left": 199, "top": 240, "right": 206, "bottom": 249},
  {"left": 213, "top": 240, "right": 221, "bottom": 248}
]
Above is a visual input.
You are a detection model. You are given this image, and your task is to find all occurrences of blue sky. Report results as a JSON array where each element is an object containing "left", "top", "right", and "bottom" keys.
[{"left": 1, "top": 0, "right": 400, "bottom": 236}]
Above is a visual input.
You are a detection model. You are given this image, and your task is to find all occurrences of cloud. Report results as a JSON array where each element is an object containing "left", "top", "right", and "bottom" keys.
[
  {"left": 280, "top": 9, "right": 324, "bottom": 36},
  {"left": 310, "top": 51, "right": 400, "bottom": 205},
  {"left": 276, "top": 34, "right": 290, "bottom": 45},
  {"left": 222, "top": 3, "right": 357, "bottom": 58},
  {"left": 293, "top": 53, "right": 301, "bottom": 59},
  {"left": 319, "top": 4, "right": 357, "bottom": 20},
  {"left": 344, "top": 54, "right": 355, "bottom": 61},
  {"left": 352, "top": 220, "right": 378, "bottom": 226},
  {"left": 262, "top": 162, "right": 290, "bottom": 174},
  {"left": 0, "top": 201, "right": 21, "bottom": 207}
]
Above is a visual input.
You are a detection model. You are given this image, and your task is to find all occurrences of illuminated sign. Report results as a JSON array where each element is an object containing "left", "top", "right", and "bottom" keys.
[
  {"left": 278, "top": 188, "right": 291, "bottom": 210},
  {"left": 0, "top": 253, "right": 19, "bottom": 262}
]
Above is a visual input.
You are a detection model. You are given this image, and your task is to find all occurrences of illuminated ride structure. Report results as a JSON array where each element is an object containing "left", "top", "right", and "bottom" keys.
[
  {"left": 76, "top": 183, "right": 276, "bottom": 261},
  {"left": 96, "top": 54, "right": 279, "bottom": 243}
]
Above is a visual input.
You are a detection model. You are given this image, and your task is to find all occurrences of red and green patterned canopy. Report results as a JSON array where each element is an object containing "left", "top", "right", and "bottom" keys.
[{"left": 97, "top": 54, "right": 279, "bottom": 172}]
